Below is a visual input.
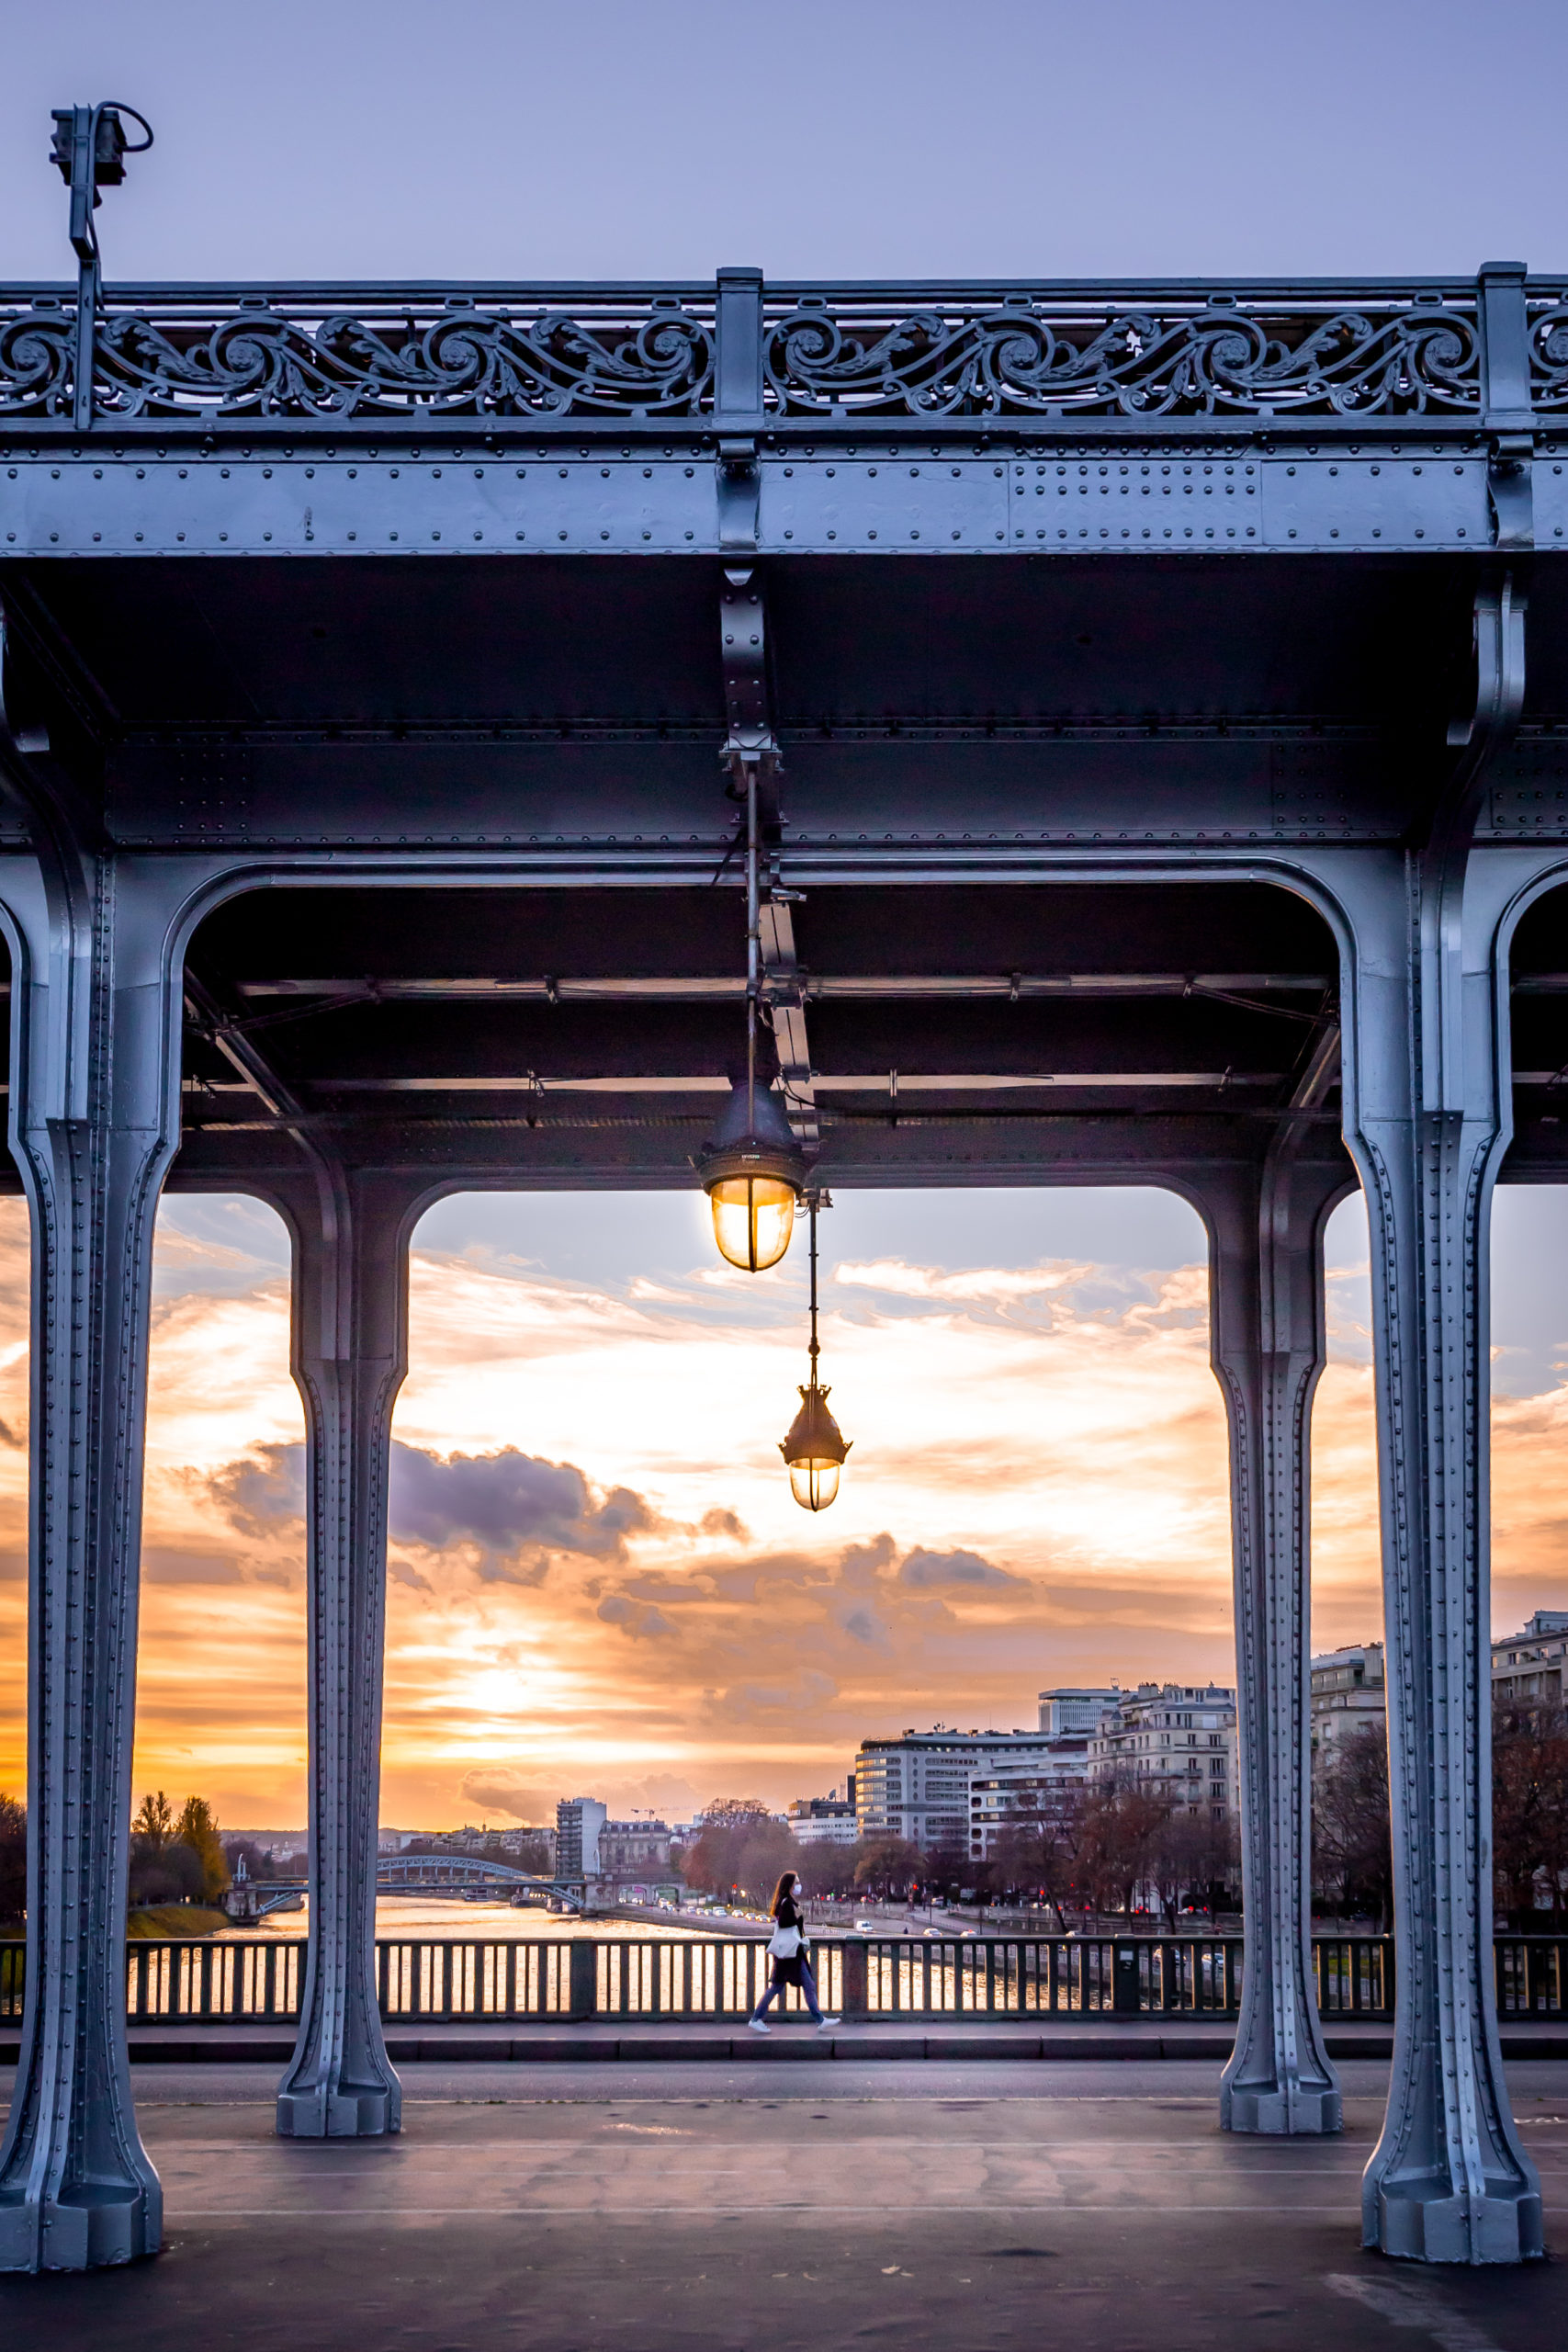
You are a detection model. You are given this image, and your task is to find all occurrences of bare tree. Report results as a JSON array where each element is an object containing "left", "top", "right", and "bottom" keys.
[
  {"left": 1492, "top": 1701, "right": 1568, "bottom": 1928},
  {"left": 1313, "top": 1724, "right": 1393, "bottom": 1929},
  {"left": 987, "top": 1783, "right": 1089, "bottom": 1928}
]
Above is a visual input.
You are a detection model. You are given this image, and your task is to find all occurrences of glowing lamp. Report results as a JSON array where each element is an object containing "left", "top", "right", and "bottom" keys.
[
  {"left": 698, "top": 1079, "right": 805, "bottom": 1272},
  {"left": 780, "top": 1379, "right": 852, "bottom": 1513}
]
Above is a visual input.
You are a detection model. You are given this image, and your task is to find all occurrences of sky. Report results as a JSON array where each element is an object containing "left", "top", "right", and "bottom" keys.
[
  {"left": 3, "top": 0, "right": 1568, "bottom": 1830},
  {"left": 1, "top": 1182, "right": 1566, "bottom": 1831}
]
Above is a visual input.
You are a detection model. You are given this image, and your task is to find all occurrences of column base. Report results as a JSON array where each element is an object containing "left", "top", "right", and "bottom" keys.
[
  {"left": 1366, "top": 2179, "right": 1544, "bottom": 2265},
  {"left": 276, "top": 2081, "right": 400, "bottom": 2139},
  {"left": 0, "top": 2183, "right": 162, "bottom": 2273},
  {"left": 1223, "top": 2077, "right": 1343, "bottom": 2135}
]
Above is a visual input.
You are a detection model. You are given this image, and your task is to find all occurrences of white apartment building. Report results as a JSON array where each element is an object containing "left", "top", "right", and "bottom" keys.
[
  {"left": 1038, "top": 1687, "right": 1124, "bottom": 1736},
  {"left": 788, "top": 1793, "right": 860, "bottom": 1846},
  {"left": 1493, "top": 1611, "right": 1568, "bottom": 1709},
  {"left": 969, "top": 1740, "right": 1091, "bottom": 1860},
  {"left": 1310, "top": 1643, "right": 1386, "bottom": 1760},
  {"left": 1088, "top": 1683, "right": 1237, "bottom": 1823},
  {"left": 855, "top": 1727, "right": 1079, "bottom": 1849},
  {"left": 555, "top": 1797, "right": 607, "bottom": 1881},
  {"left": 598, "top": 1820, "right": 672, "bottom": 1877}
]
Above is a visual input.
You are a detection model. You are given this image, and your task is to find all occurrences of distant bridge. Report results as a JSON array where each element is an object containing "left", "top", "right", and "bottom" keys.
[{"left": 252, "top": 1855, "right": 587, "bottom": 1911}]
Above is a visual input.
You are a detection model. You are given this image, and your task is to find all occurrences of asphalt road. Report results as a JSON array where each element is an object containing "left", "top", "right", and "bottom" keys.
[{"left": 3, "top": 2060, "right": 1567, "bottom": 2349}]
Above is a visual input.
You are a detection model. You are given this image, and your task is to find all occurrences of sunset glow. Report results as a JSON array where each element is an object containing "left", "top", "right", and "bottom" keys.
[{"left": 0, "top": 1184, "right": 1563, "bottom": 1829}]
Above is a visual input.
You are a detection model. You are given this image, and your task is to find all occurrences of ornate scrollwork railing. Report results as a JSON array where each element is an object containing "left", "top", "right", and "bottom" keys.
[
  {"left": 0, "top": 277, "right": 1551, "bottom": 426},
  {"left": 761, "top": 292, "right": 1482, "bottom": 419},
  {"left": 0, "top": 288, "right": 716, "bottom": 420},
  {"left": 1529, "top": 295, "right": 1568, "bottom": 412}
]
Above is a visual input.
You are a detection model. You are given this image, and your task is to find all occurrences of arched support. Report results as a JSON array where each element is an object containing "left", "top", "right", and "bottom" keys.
[
  {"left": 1204, "top": 1114, "right": 1350, "bottom": 2136},
  {"left": 266, "top": 1159, "right": 423, "bottom": 2139},
  {"left": 0, "top": 851, "right": 186, "bottom": 2270}
]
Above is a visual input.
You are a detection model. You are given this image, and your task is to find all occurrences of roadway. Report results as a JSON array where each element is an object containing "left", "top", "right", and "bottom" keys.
[{"left": 4, "top": 2058, "right": 1568, "bottom": 2348}]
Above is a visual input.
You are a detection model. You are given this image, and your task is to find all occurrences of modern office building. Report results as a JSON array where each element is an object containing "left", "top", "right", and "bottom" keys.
[
  {"left": 1088, "top": 1684, "right": 1238, "bottom": 1823},
  {"left": 1037, "top": 1688, "right": 1124, "bottom": 1736},
  {"left": 969, "top": 1740, "right": 1092, "bottom": 1860},
  {"left": 854, "top": 1728, "right": 1080, "bottom": 1849},
  {"left": 787, "top": 1792, "right": 860, "bottom": 1846},
  {"left": 555, "top": 1798, "right": 608, "bottom": 1881}
]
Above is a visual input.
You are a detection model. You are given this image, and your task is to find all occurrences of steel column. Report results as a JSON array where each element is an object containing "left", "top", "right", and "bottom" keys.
[
  {"left": 0, "top": 847, "right": 185, "bottom": 2269},
  {"left": 272, "top": 1159, "right": 420, "bottom": 2138},
  {"left": 1206, "top": 1116, "right": 1348, "bottom": 2134},
  {"left": 1331, "top": 582, "right": 1542, "bottom": 2258}
]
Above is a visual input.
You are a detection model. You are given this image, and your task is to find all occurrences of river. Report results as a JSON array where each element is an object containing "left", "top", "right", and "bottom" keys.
[{"left": 216, "top": 1896, "right": 739, "bottom": 1942}]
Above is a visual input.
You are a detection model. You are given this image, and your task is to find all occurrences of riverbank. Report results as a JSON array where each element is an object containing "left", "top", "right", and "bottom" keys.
[{"left": 128, "top": 1905, "right": 230, "bottom": 1939}]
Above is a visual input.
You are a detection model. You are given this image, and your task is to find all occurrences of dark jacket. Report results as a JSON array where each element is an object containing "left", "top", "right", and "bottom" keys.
[{"left": 770, "top": 1894, "right": 810, "bottom": 1986}]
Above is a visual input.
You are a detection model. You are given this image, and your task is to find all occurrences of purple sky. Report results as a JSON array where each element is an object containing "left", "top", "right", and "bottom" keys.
[{"left": 3, "top": 1, "right": 1564, "bottom": 283}]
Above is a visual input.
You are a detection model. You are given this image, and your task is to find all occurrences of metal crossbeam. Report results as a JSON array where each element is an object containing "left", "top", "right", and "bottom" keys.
[{"left": 231, "top": 970, "right": 1332, "bottom": 1003}]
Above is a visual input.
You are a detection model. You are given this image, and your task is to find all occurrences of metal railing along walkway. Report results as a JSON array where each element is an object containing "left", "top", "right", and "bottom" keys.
[
  {"left": 0, "top": 1932, "right": 1559, "bottom": 2030},
  {"left": 2, "top": 1931, "right": 1561, "bottom": 2029}
]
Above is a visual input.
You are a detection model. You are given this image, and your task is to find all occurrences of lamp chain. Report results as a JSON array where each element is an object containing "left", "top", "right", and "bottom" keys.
[
  {"left": 745, "top": 763, "right": 759, "bottom": 1134},
  {"left": 808, "top": 1192, "right": 819, "bottom": 1383}
]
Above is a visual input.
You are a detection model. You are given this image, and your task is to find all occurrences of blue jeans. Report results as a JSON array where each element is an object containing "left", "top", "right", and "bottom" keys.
[{"left": 753, "top": 1960, "right": 823, "bottom": 2022}]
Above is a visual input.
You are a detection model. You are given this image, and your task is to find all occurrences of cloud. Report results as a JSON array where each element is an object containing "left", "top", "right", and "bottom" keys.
[
  {"left": 834, "top": 1257, "right": 1091, "bottom": 1306},
  {"left": 457, "top": 1769, "right": 558, "bottom": 1823},
  {"left": 389, "top": 1442, "right": 656, "bottom": 1566},
  {"left": 142, "top": 1545, "right": 249, "bottom": 1587},
  {"left": 596, "top": 1593, "right": 677, "bottom": 1640},
  {"left": 700, "top": 1507, "right": 749, "bottom": 1540},
  {"left": 705, "top": 1668, "right": 840, "bottom": 1722},
  {"left": 211, "top": 1442, "right": 307, "bottom": 1539},
  {"left": 897, "top": 1544, "right": 1020, "bottom": 1589},
  {"left": 839, "top": 1605, "right": 891, "bottom": 1649}
]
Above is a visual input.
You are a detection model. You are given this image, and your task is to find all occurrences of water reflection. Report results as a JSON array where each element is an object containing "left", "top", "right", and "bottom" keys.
[{"left": 217, "top": 1896, "right": 707, "bottom": 1942}]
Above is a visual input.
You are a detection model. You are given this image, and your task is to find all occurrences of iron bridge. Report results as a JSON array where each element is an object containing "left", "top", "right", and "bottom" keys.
[{"left": 1, "top": 102, "right": 1567, "bottom": 2275}]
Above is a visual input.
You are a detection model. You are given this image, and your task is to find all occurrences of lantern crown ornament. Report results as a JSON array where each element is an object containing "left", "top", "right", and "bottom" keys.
[{"left": 779, "top": 1190, "right": 851, "bottom": 1510}]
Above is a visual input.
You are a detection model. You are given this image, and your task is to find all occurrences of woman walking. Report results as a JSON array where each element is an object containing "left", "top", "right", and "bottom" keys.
[{"left": 749, "top": 1870, "right": 839, "bottom": 2033}]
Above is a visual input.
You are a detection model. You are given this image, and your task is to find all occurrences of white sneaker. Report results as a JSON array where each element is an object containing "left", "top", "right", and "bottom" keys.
[
  {"left": 817, "top": 2016, "right": 840, "bottom": 2031},
  {"left": 748, "top": 2018, "right": 771, "bottom": 2034}
]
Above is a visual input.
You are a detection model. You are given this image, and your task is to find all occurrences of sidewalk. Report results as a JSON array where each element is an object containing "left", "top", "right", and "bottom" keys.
[{"left": 8, "top": 2018, "right": 1561, "bottom": 2065}]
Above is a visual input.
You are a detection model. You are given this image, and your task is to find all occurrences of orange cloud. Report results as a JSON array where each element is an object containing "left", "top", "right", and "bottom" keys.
[{"left": 0, "top": 1189, "right": 1554, "bottom": 1829}]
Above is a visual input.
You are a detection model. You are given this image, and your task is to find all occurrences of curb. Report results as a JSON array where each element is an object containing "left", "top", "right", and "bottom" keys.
[{"left": 3, "top": 2027, "right": 1563, "bottom": 2067}]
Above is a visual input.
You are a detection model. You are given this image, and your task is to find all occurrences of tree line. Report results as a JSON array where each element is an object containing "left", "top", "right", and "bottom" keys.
[
  {"left": 682, "top": 1702, "right": 1568, "bottom": 1934},
  {"left": 677, "top": 1790, "right": 1239, "bottom": 1927},
  {"left": 130, "top": 1791, "right": 231, "bottom": 1908}
]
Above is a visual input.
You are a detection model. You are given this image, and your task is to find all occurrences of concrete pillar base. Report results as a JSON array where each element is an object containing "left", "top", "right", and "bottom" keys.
[
  {"left": 1223, "top": 2077, "right": 1343, "bottom": 2135},
  {"left": 276, "top": 2084, "right": 399, "bottom": 2140},
  {"left": 1367, "top": 2182, "right": 1544, "bottom": 2266}
]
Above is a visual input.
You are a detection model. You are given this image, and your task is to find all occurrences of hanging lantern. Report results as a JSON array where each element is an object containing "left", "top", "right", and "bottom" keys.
[
  {"left": 696, "top": 741, "right": 805, "bottom": 1271},
  {"left": 698, "top": 1078, "right": 806, "bottom": 1272},
  {"left": 779, "top": 1189, "right": 851, "bottom": 1510},
  {"left": 781, "top": 1379, "right": 852, "bottom": 1511}
]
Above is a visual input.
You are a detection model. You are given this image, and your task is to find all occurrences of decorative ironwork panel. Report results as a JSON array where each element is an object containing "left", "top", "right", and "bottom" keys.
[
  {"left": 0, "top": 281, "right": 1516, "bottom": 428},
  {"left": 0, "top": 290, "right": 716, "bottom": 420},
  {"left": 761, "top": 291, "right": 1483, "bottom": 420},
  {"left": 1529, "top": 293, "right": 1568, "bottom": 412}
]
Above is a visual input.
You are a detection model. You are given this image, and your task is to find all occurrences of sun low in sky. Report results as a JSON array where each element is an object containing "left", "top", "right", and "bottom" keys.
[{"left": 0, "top": 1181, "right": 1565, "bottom": 1830}]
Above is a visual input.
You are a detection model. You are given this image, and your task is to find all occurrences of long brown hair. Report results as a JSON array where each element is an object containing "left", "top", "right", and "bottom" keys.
[{"left": 770, "top": 1871, "right": 798, "bottom": 1918}]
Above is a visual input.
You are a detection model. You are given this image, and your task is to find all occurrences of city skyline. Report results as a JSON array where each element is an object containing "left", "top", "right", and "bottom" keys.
[{"left": 2, "top": 1179, "right": 1566, "bottom": 1828}]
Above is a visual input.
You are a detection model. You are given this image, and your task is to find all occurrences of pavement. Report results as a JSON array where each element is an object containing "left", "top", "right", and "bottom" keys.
[
  {"left": 4, "top": 2055, "right": 1568, "bottom": 2349},
  {"left": 33, "top": 2016, "right": 1566, "bottom": 2064}
]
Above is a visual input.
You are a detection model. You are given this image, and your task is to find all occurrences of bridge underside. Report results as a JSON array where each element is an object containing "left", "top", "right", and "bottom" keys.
[{"left": 5, "top": 255, "right": 1568, "bottom": 2270}]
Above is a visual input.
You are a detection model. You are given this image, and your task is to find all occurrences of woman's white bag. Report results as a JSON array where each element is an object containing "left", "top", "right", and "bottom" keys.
[{"left": 767, "top": 1922, "right": 803, "bottom": 1959}]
